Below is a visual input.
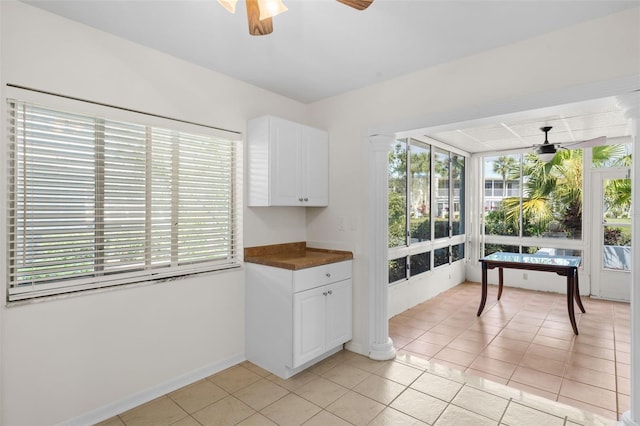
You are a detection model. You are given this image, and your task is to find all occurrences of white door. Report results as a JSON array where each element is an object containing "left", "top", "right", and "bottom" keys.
[
  {"left": 325, "top": 279, "right": 352, "bottom": 349},
  {"left": 300, "top": 126, "right": 329, "bottom": 206},
  {"left": 270, "top": 117, "right": 302, "bottom": 205},
  {"left": 293, "top": 286, "right": 326, "bottom": 367},
  {"left": 591, "top": 169, "right": 632, "bottom": 301}
]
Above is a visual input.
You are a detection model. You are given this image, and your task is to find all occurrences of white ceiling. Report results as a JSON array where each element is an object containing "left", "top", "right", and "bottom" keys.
[
  {"left": 419, "top": 94, "right": 638, "bottom": 154},
  {"left": 22, "top": 0, "right": 639, "bottom": 153}
]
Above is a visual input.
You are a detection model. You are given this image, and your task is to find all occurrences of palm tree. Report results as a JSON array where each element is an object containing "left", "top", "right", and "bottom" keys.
[
  {"left": 593, "top": 144, "right": 631, "bottom": 167},
  {"left": 605, "top": 179, "right": 631, "bottom": 216},
  {"left": 499, "top": 154, "right": 553, "bottom": 236},
  {"left": 500, "top": 150, "right": 578, "bottom": 237},
  {"left": 493, "top": 155, "right": 517, "bottom": 197},
  {"left": 486, "top": 144, "right": 632, "bottom": 239},
  {"left": 594, "top": 144, "right": 632, "bottom": 218},
  {"left": 550, "top": 149, "right": 583, "bottom": 237}
]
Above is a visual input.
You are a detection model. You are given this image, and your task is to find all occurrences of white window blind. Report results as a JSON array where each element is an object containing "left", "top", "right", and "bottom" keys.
[{"left": 7, "top": 99, "right": 240, "bottom": 301}]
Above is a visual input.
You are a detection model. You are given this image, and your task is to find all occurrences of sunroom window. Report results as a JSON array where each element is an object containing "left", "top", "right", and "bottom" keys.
[{"left": 388, "top": 138, "right": 466, "bottom": 284}]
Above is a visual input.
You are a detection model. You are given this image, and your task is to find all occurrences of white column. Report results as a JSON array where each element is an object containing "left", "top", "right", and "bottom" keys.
[
  {"left": 622, "top": 94, "right": 639, "bottom": 426},
  {"left": 368, "top": 135, "right": 396, "bottom": 360}
]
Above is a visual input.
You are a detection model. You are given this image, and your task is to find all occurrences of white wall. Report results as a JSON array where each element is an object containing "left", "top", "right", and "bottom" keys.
[
  {"left": 0, "top": 2, "right": 308, "bottom": 425},
  {"left": 388, "top": 262, "right": 467, "bottom": 318},
  {"left": 306, "top": 6, "right": 639, "bottom": 358}
]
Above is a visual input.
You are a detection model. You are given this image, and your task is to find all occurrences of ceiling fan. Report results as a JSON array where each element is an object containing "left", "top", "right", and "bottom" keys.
[
  {"left": 219, "top": 0, "right": 374, "bottom": 36},
  {"left": 534, "top": 126, "right": 606, "bottom": 162}
]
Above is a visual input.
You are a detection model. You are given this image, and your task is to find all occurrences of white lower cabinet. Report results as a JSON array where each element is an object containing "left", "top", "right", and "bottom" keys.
[
  {"left": 246, "top": 261, "right": 352, "bottom": 379},
  {"left": 293, "top": 279, "right": 352, "bottom": 367}
]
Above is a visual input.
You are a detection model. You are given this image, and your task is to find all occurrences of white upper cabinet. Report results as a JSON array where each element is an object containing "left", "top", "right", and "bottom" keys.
[{"left": 248, "top": 115, "right": 328, "bottom": 207}]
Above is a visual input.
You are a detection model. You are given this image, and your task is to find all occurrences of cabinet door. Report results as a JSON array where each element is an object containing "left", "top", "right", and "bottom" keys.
[
  {"left": 293, "top": 286, "right": 326, "bottom": 367},
  {"left": 300, "top": 126, "right": 328, "bottom": 206},
  {"left": 270, "top": 117, "right": 303, "bottom": 205},
  {"left": 325, "top": 279, "right": 352, "bottom": 349}
]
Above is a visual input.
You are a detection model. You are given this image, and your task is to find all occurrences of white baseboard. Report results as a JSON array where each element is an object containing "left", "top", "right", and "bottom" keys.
[
  {"left": 57, "top": 353, "right": 245, "bottom": 426},
  {"left": 621, "top": 410, "right": 639, "bottom": 426},
  {"left": 344, "top": 340, "right": 366, "bottom": 356}
]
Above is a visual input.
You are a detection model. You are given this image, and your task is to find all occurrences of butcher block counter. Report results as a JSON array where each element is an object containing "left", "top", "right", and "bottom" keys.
[{"left": 244, "top": 242, "right": 353, "bottom": 270}]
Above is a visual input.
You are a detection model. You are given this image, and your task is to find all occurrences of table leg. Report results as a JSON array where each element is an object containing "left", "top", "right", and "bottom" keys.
[
  {"left": 567, "top": 270, "right": 579, "bottom": 335},
  {"left": 574, "top": 267, "right": 586, "bottom": 314},
  {"left": 497, "top": 268, "right": 504, "bottom": 300},
  {"left": 477, "top": 262, "right": 488, "bottom": 316}
]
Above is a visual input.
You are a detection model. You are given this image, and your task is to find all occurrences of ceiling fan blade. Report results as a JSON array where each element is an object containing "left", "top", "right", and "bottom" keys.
[
  {"left": 337, "top": 0, "right": 373, "bottom": 10},
  {"left": 246, "top": 0, "right": 273, "bottom": 36},
  {"left": 563, "top": 136, "right": 607, "bottom": 149}
]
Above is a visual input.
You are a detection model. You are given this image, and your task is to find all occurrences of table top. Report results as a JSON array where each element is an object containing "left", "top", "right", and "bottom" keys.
[{"left": 481, "top": 252, "right": 581, "bottom": 267}]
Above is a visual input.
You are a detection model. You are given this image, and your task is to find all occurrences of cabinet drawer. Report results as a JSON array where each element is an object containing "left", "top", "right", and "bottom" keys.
[{"left": 293, "top": 260, "right": 352, "bottom": 293}]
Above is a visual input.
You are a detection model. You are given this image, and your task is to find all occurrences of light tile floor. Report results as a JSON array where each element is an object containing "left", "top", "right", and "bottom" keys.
[
  {"left": 98, "top": 282, "right": 629, "bottom": 426},
  {"left": 390, "top": 282, "right": 630, "bottom": 421}
]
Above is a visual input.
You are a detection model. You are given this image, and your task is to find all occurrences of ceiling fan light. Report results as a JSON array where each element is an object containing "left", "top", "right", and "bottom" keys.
[
  {"left": 537, "top": 152, "right": 556, "bottom": 162},
  {"left": 257, "top": 0, "right": 288, "bottom": 20},
  {"left": 535, "top": 144, "right": 557, "bottom": 162},
  {"left": 217, "top": 0, "right": 238, "bottom": 13},
  {"left": 535, "top": 126, "right": 557, "bottom": 162}
]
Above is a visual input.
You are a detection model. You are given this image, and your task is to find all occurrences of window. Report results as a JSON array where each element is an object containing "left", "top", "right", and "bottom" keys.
[
  {"left": 433, "top": 149, "right": 449, "bottom": 239},
  {"left": 389, "top": 257, "right": 407, "bottom": 284},
  {"left": 483, "top": 151, "right": 587, "bottom": 240},
  {"left": 410, "top": 251, "right": 430, "bottom": 276},
  {"left": 592, "top": 143, "right": 632, "bottom": 168},
  {"left": 481, "top": 144, "right": 633, "bottom": 258},
  {"left": 483, "top": 245, "right": 582, "bottom": 258},
  {"left": 483, "top": 155, "right": 520, "bottom": 237},
  {"left": 410, "top": 143, "right": 431, "bottom": 243},
  {"left": 484, "top": 244, "right": 519, "bottom": 256},
  {"left": 452, "top": 243, "right": 464, "bottom": 262},
  {"left": 451, "top": 153, "right": 465, "bottom": 236},
  {"left": 7, "top": 98, "right": 240, "bottom": 301},
  {"left": 434, "top": 247, "right": 449, "bottom": 268},
  {"left": 388, "top": 141, "right": 408, "bottom": 249},
  {"left": 388, "top": 138, "right": 466, "bottom": 283}
]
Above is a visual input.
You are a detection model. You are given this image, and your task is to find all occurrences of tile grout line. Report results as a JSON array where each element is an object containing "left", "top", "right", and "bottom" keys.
[
  {"left": 111, "top": 284, "right": 626, "bottom": 426},
  {"left": 611, "top": 301, "right": 621, "bottom": 419},
  {"left": 469, "top": 288, "right": 547, "bottom": 388},
  {"left": 394, "top": 285, "right": 625, "bottom": 420},
  {"left": 549, "top": 294, "right": 574, "bottom": 405},
  {"left": 498, "top": 397, "right": 513, "bottom": 425}
]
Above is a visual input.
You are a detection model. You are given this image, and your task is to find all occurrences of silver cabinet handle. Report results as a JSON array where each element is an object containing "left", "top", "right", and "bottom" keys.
[
  {"left": 298, "top": 197, "right": 303, "bottom": 202},
  {"left": 304, "top": 197, "right": 309, "bottom": 201},
  {"left": 327, "top": 290, "right": 333, "bottom": 295},
  {"left": 322, "top": 291, "right": 328, "bottom": 296},
  {"left": 326, "top": 273, "right": 331, "bottom": 277}
]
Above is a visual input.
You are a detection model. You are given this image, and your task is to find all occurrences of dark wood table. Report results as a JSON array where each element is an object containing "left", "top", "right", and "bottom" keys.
[{"left": 478, "top": 252, "right": 585, "bottom": 335}]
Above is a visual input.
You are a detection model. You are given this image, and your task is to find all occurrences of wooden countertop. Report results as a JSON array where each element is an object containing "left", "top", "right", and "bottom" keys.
[{"left": 244, "top": 242, "right": 353, "bottom": 270}]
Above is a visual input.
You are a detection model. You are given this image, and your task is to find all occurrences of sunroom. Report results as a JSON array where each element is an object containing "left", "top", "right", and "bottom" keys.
[{"left": 373, "top": 92, "right": 637, "bottom": 421}]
